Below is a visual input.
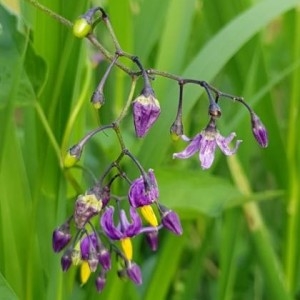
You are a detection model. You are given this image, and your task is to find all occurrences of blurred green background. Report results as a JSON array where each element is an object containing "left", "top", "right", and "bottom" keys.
[{"left": 1, "top": 0, "right": 300, "bottom": 299}]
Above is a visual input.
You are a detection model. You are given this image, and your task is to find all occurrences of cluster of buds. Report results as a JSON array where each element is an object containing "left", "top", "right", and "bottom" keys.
[{"left": 52, "top": 6, "right": 268, "bottom": 294}]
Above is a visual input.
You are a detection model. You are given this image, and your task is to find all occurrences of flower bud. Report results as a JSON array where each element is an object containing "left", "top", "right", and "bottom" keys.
[
  {"left": 170, "top": 117, "right": 184, "bottom": 141},
  {"left": 71, "top": 249, "right": 81, "bottom": 266},
  {"left": 95, "top": 273, "right": 106, "bottom": 293},
  {"left": 145, "top": 230, "right": 158, "bottom": 251},
  {"left": 88, "top": 246, "right": 99, "bottom": 272},
  {"left": 74, "top": 193, "right": 102, "bottom": 229},
  {"left": 98, "top": 248, "right": 111, "bottom": 271},
  {"left": 132, "top": 87, "right": 160, "bottom": 138},
  {"left": 160, "top": 205, "right": 183, "bottom": 235},
  {"left": 73, "top": 18, "right": 92, "bottom": 38},
  {"left": 91, "top": 90, "right": 105, "bottom": 109},
  {"left": 63, "top": 144, "right": 82, "bottom": 168},
  {"left": 208, "top": 102, "right": 221, "bottom": 117},
  {"left": 126, "top": 262, "right": 142, "bottom": 285},
  {"left": 251, "top": 113, "right": 268, "bottom": 148},
  {"left": 52, "top": 223, "right": 71, "bottom": 252},
  {"left": 61, "top": 249, "right": 72, "bottom": 272}
]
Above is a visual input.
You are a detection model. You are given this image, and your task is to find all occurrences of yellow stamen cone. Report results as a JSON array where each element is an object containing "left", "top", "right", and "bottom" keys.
[
  {"left": 120, "top": 237, "right": 133, "bottom": 261},
  {"left": 80, "top": 261, "right": 91, "bottom": 285},
  {"left": 140, "top": 205, "right": 158, "bottom": 227}
]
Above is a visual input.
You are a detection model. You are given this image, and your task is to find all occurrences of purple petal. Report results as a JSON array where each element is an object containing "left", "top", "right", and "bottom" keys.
[
  {"left": 100, "top": 206, "right": 122, "bottom": 240},
  {"left": 173, "top": 133, "right": 202, "bottom": 159},
  {"left": 199, "top": 138, "right": 217, "bottom": 169},
  {"left": 120, "top": 207, "right": 142, "bottom": 237},
  {"left": 128, "top": 170, "right": 159, "bottom": 207},
  {"left": 216, "top": 132, "right": 242, "bottom": 155},
  {"left": 80, "top": 233, "right": 99, "bottom": 260}
]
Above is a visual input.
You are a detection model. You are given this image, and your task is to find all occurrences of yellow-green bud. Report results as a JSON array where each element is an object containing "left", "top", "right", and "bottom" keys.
[
  {"left": 63, "top": 144, "right": 82, "bottom": 168},
  {"left": 91, "top": 90, "right": 105, "bottom": 110},
  {"left": 73, "top": 18, "right": 92, "bottom": 38},
  {"left": 170, "top": 119, "right": 183, "bottom": 141},
  {"left": 63, "top": 152, "right": 79, "bottom": 168},
  {"left": 170, "top": 132, "right": 181, "bottom": 142}
]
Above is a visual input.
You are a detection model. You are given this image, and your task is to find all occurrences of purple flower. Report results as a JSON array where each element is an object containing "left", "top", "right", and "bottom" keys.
[
  {"left": 132, "top": 88, "right": 161, "bottom": 138},
  {"left": 52, "top": 223, "right": 71, "bottom": 252},
  {"left": 126, "top": 262, "right": 142, "bottom": 285},
  {"left": 251, "top": 113, "right": 268, "bottom": 148},
  {"left": 100, "top": 206, "right": 142, "bottom": 240},
  {"left": 128, "top": 169, "right": 159, "bottom": 208},
  {"left": 173, "top": 122, "right": 242, "bottom": 169}
]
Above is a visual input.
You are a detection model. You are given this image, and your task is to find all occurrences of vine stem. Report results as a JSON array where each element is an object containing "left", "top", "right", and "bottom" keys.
[
  {"left": 25, "top": 0, "right": 73, "bottom": 27},
  {"left": 25, "top": 0, "right": 245, "bottom": 108}
]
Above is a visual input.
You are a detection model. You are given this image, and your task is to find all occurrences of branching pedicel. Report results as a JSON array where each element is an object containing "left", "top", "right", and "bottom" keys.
[{"left": 51, "top": 7, "right": 268, "bottom": 292}]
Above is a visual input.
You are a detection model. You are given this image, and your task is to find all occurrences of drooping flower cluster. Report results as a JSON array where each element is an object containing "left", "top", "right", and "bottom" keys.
[
  {"left": 51, "top": 6, "right": 268, "bottom": 294},
  {"left": 52, "top": 169, "right": 182, "bottom": 292}
]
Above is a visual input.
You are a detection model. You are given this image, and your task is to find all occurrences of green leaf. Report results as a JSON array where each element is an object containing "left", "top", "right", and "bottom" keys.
[
  {"left": 0, "top": 4, "right": 47, "bottom": 107},
  {"left": 157, "top": 168, "right": 242, "bottom": 217},
  {"left": 0, "top": 273, "right": 18, "bottom": 300}
]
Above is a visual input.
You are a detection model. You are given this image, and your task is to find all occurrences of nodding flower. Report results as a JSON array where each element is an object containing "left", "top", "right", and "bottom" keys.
[
  {"left": 173, "top": 119, "right": 242, "bottom": 170},
  {"left": 100, "top": 206, "right": 142, "bottom": 260}
]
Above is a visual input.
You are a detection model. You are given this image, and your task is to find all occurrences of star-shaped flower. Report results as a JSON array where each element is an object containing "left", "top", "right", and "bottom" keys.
[
  {"left": 173, "top": 122, "right": 242, "bottom": 169},
  {"left": 100, "top": 206, "right": 142, "bottom": 260}
]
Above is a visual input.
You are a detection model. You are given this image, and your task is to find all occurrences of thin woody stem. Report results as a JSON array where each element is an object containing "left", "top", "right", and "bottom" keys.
[
  {"left": 101, "top": 11, "right": 122, "bottom": 51},
  {"left": 77, "top": 124, "right": 114, "bottom": 148},
  {"left": 25, "top": 1, "right": 245, "bottom": 107},
  {"left": 25, "top": 0, "right": 73, "bottom": 27}
]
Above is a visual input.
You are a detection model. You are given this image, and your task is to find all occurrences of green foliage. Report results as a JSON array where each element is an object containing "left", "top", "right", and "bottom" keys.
[{"left": 1, "top": 0, "right": 300, "bottom": 299}]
